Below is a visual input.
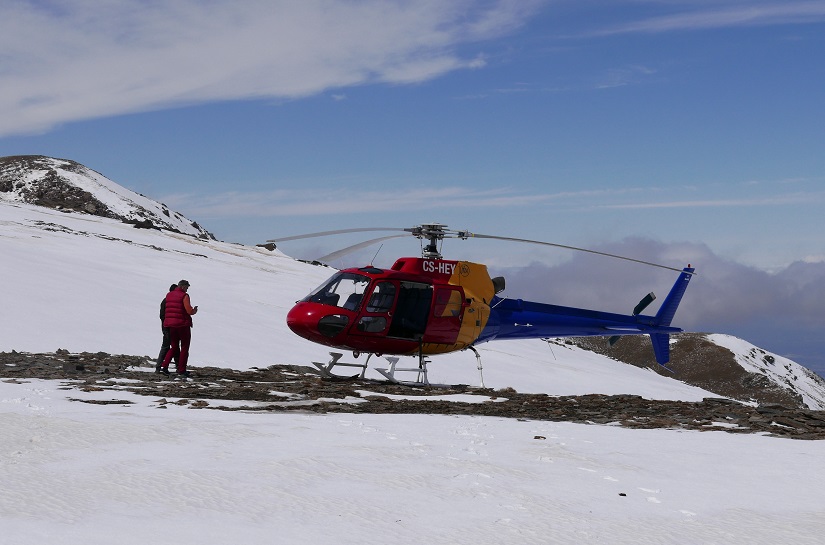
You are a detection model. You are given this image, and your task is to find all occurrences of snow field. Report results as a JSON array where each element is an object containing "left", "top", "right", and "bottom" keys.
[{"left": 3, "top": 379, "right": 825, "bottom": 545}]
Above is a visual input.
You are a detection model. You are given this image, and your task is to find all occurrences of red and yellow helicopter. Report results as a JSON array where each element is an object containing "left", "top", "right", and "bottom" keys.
[{"left": 270, "top": 224, "right": 695, "bottom": 385}]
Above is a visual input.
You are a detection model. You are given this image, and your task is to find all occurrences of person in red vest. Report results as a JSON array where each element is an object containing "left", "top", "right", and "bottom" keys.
[
  {"left": 159, "top": 279, "right": 199, "bottom": 377},
  {"left": 155, "top": 283, "right": 179, "bottom": 373}
]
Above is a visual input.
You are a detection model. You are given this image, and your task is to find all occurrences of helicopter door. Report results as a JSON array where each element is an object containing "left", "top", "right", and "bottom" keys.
[
  {"left": 387, "top": 281, "right": 433, "bottom": 340},
  {"left": 353, "top": 281, "right": 396, "bottom": 336}
]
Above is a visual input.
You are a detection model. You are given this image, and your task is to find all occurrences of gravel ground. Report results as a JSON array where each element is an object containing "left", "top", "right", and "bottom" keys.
[{"left": 3, "top": 350, "right": 825, "bottom": 440}]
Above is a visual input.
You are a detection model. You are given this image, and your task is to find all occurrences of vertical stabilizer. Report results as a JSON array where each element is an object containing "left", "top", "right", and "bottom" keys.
[
  {"left": 649, "top": 266, "right": 695, "bottom": 365},
  {"left": 655, "top": 266, "right": 695, "bottom": 327}
]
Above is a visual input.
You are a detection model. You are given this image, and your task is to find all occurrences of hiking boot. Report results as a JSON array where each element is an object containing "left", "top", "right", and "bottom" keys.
[
  {"left": 177, "top": 370, "right": 191, "bottom": 378},
  {"left": 160, "top": 368, "right": 170, "bottom": 376}
]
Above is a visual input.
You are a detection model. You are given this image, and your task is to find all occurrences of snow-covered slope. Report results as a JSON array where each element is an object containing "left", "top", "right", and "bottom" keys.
[
  {"left": 0, "top": 155, "right": 212, "bottom": 238},
  {"left": 3, "top": 195, "right": 825, "bottom": 408}
]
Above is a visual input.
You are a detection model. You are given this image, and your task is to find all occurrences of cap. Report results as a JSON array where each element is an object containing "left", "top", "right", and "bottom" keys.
[{"left": 178, "top": 279, "right": 190, "bottom": 287}]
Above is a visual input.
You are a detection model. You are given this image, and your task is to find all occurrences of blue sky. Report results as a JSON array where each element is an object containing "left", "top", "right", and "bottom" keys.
[{"left": 2, "top": 1, "right": 825, "bottom": 371}]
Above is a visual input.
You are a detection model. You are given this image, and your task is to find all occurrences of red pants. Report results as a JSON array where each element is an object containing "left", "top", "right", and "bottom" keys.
[{"left": 162, "top": 326, "right": 191, "bottom": 373}]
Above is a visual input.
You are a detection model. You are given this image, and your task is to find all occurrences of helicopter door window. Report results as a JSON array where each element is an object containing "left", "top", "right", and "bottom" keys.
[
  {"left": 434, "top": 288, "right": 463, "bottom": 317},
  {"left": 356, "top": 282, "right": 396, "bottom": 334},
  {"left": 366, "top": 282, "right": 396, "bottom": 313}
]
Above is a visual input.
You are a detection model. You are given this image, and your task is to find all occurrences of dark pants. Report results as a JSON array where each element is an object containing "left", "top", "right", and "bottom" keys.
[
  {"left": 162, "top": 326, "right": 191, "bottom": 373},
  {"left": 156, "top": 327, "right": 174, "bottom": 369}
]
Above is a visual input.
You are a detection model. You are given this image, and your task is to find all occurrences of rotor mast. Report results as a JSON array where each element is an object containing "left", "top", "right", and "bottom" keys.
[{"left": 410, "top": 223, "right": 451, "bottom": 260}]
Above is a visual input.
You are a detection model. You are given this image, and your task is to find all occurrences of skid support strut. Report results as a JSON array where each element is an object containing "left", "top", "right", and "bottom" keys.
[
  {"left": 375, "top": 355, "right": 430, "bottom": 385},
  {"left": 311, "top": 352, "right": 371, "bottom": 379},
  {"left": 376, "top": 338, "right": 430, "bottom": 385},
  {"left": 467, "top": 345, "right": 485, "bottom": 388}
]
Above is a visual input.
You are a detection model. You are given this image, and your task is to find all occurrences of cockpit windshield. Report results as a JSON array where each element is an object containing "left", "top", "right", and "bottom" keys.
[{"left": 302, "top": 272, "right": 370, "bottom": 310}]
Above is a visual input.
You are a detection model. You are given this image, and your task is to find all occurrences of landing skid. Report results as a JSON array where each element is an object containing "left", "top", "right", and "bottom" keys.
[
  {"left": 310, "top": 351, "right": 431, "bottom": 386},
  {"left": 311, "top": 347, "right": 485, "bottom": 388}
]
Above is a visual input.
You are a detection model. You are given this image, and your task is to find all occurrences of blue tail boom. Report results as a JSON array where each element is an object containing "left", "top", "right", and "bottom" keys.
[{"left": 477, "top": 266, "right": 696, "bottom": 366}]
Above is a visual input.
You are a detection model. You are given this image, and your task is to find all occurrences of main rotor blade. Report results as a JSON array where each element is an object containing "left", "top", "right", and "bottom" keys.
[
  {"left": 463, "top": 232, "right": 694, "bottom": 274},
  {"left": 317, "top": 234, "right": 411, "bottom": 264},
  {"left": 268, "top": 227, "right": 408, "bottom": 243}
]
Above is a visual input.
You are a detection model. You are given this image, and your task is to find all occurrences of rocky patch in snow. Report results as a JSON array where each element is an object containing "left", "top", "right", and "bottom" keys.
[{"left": 3, "top": 350, "right": 825, "bottom": 440}]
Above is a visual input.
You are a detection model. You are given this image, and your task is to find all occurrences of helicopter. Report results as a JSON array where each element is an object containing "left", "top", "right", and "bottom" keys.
[{"left": 270, "top": 224, "right": 695, "bottom": 385}]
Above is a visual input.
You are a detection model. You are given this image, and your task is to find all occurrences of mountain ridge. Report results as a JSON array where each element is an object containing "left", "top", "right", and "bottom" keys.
[{"left": 0, "top": 155, "right": 213, "bottom": 239}]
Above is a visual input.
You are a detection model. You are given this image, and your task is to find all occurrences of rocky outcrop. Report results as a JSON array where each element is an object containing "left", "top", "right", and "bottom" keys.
[
  {"left": 0, "top": 155, "right": 214, "bottom": 239},
  {"left": 559, "top": 333, "right": 825, "bottom": 409},
  {"left": 0, "top": 156, "right": 111, "bottom": 214}
]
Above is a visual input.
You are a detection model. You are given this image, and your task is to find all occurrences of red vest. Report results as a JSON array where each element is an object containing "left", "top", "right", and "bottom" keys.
[{"left": 163, "top": 288, "right": 192, "bottom": 328}]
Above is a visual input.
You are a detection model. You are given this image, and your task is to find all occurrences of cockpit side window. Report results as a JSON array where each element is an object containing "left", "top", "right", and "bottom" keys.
[
  {"left": 303, "top": 272, "right": 369, "bottom": 309},
  {"left": 366, "top": 282, "right": 396, "bottom": 313}
]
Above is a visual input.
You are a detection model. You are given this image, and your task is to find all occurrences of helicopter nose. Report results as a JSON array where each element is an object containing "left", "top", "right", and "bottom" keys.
[
  {"left": 286, "top": 302, "right": 350, "bottom": 341},
  {"left": 286, "top": 303, "right": 317, "bottom": 339}
]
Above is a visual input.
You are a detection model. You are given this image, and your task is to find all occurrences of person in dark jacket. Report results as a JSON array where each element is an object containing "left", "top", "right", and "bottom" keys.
[
  {"left": 155, "top": 284, "right": 179, "bottom": 373},
  {"left": 159, "top": 279, "right": 199, "bottom": 377}
]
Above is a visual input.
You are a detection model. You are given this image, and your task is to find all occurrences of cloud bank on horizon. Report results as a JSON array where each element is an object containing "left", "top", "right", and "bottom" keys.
[{"left": 495, "top": 238, "right": 825, "bottom": 374}]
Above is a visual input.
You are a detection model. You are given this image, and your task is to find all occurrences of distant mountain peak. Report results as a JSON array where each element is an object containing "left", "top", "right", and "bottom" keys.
[{"left": 0, "top": 155, "right": 213, "bottom": 239}]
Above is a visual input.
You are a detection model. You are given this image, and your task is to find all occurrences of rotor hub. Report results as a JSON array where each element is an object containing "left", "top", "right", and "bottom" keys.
[{"left": 410, "top": 223, "right": 451, "bottom": 259}]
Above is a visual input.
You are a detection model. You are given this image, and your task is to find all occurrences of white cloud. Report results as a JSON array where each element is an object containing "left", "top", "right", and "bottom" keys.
[
  {"left": 175, "top": 180, "right": 823, "bottom": 221},
  {"left": 590, "top": 190, "right": 825, "bottom": 210},
  {"left": 592, "top": 1, "right": 825, "bottom": 35},
  {"left": 595, "top": 64, "right": 657, "bottom": 89},
  {"left": 0, "top": 0, "right": 543, "bottom": 136},
  {"left": 159, "top": 185, "right": 649, "bottom": 219}
]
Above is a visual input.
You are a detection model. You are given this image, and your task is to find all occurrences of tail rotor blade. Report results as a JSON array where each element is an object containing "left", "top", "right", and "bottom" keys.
[
  {"left": 608, "top": 292, "right": 657, "bottom": 347},
  {"left": 633, "top": 292, "right": 657, "bottom": 316}
]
